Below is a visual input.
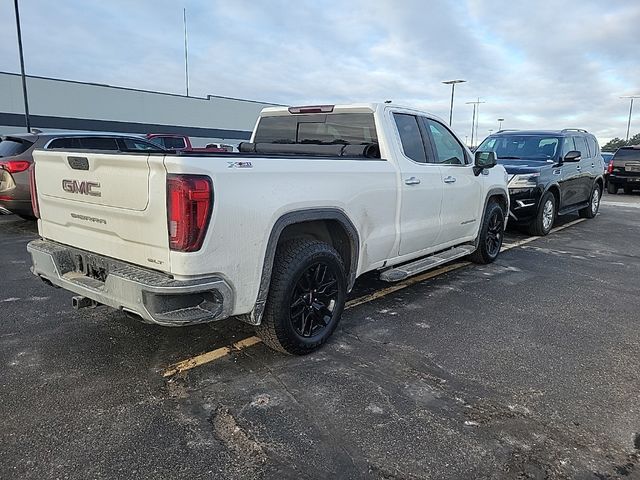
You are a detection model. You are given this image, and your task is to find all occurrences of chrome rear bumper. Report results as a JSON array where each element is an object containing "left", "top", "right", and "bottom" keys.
[{"left": 27, "top": 239, "right": 234, "bottom": 326}]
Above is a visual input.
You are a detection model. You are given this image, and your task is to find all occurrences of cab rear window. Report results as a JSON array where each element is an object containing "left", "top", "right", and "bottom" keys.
[
  {"left": 254, "top": 113, "right": 377, "bottom": 145},
  {"left": 0, "top": 138, "right": 33, "bottom": 157}
]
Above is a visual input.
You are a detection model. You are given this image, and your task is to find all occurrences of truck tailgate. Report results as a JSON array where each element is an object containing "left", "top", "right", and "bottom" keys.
[{"left": 33, "top": 150, "right": 170, "bottom": 271}]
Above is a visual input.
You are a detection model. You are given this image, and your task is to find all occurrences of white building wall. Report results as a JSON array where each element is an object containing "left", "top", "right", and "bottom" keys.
[{"left": 0, "top": 72, "right": 282, "bottom": 144}]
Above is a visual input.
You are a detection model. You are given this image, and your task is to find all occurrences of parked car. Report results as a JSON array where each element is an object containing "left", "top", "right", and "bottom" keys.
[
  {"left": 477, "top": 129, "right": 604, "bottom": 235},
  {"left": 28, "top": 103, "right": 509, "bottom": 354},
  {"left": 146, "top": 133, "right": 228, "bottom": 152},
  {"left": 0, "top": 132, "right": 164, "bottom": 219},
  {"left": 606, "top": 145, "right": 640, "bottom": 194},
  {"left": 602, "top": 152, "right": 614, "bottom": 187}
]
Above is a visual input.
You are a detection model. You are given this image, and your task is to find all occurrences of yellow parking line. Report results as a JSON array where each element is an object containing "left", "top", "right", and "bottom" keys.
[
  {"left": 162, "top": 336, "right": 261, "bottom": 377},
  {"left": 161, "top": 218, "right": 587, "bottom": 376}
]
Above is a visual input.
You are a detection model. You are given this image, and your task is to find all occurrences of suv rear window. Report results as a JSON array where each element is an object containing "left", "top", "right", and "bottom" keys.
[
  {"left": 0, "top": 138, "right": 33, "bottom": 157},
  {"left": 613, "top": 148, "right": 640, "bottom": 161},
  {"left": 254, "top": 113, "right": 378, "bottom": 145}
]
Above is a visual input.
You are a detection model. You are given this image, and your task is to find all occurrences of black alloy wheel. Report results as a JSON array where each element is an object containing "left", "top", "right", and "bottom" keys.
[
  {"left": 469, "top": 199, "right": 504, "bottom": 264},
  {"left": 485, "top": 209, "right": 503, "bottom": 258},
  {"left": 256, "top": 239, "right": 347, "bottom": 355},
  {"left": 290, "top": 262, "right": 340, "bottom": 338}
]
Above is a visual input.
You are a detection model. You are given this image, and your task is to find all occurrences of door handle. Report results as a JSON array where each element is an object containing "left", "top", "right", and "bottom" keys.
[
  {"left": 404, "top": 176, "right": 421, "bottom": 185},
  {"left": 443, "top": 176, "right": 456, "bottom": 184}
]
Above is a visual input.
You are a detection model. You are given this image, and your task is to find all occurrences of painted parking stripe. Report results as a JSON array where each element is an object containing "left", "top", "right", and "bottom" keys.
[
  {"left": 163, "top": 336, "right": 262, "bottom": 377},
  {"left": 601, "top": 200, "right": 640, "bottom": 209},
  {"left": 161, "top": 218, "right": 587, "bottom": 377}
]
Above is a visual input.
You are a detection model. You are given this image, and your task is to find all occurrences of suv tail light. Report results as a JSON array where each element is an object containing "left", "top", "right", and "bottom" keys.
[
  {"left": 29, "top": 164, "right": 40, "bottom": 219},
  {"left": 0, "top": 160, "right": 31, "bottom": 174},
  {"left": 607, "top": 160, "right": 614, "bottom": 174},
  {"left": 167, "top": 174, "right": 212, "bottom": 252}
]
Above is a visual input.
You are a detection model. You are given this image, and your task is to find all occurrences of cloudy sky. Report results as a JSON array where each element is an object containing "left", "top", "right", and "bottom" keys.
[{"left": 1, "top": 0, "right": 639, "bottom": 144}]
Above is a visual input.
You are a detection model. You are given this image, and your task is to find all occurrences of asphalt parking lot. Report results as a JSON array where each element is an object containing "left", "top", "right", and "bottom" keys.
[{"left": 1, "top": 193, "right": 640, "bottom": 480}]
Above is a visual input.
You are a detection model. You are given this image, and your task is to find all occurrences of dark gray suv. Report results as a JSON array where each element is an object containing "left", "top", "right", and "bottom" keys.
[
  {"left": 477, "top": 129, "right": 605, "bottom": 235},
  {"left": 0, "top": 132, "right": 164, "bottom": 219}
]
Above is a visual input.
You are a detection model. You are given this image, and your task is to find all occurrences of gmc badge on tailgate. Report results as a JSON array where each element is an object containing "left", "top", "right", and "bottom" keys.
[{"left": 62, "top": 179, "right": 101, "bottom": 197}]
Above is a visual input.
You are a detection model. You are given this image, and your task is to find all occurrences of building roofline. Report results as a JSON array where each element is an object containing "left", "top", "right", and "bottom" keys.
[{"left": 0, "top": 70, "right": 285, "bottom": 107}]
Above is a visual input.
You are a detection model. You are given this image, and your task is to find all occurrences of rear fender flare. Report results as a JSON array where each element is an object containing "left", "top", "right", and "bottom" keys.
[{"left": 240, "top": 208, "right": 359, "bottom": 325}]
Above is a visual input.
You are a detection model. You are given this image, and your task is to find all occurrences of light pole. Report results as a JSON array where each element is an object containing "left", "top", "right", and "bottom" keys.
[
  {"left": 497, "top": 118, "right": 504, "bottom": 130},
  {"left": 183, "top": 8, "right": 189, "bottom": 96},
  {"left": 621, "top": 96, "right": 640, "bottom": 141},
  {"left": 466, "top": 98, "right": 486, "bottom": 149},
  {"left": 442, "top": 80, "right": 466, "bottom": 126},
  {"left": 13, "top": 0, "right": 30, "bottom": 132}
]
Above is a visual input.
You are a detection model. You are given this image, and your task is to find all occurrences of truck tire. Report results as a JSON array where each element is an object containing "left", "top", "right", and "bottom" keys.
[
  {"left": 624, "top": 186, "right": 634, "bottom": 195},
  {"left": 469, "top": 200, "right": 505, "bottom": 264},
  {"left": 256, "top": 239, "right": 347, "bottom": 355},
  {"left": 579, "top": 184, "right": 601, "bottom": 219},
  {"left": 607, "top": 182, "right": 618, "bottom": 195},
  {"left": 528, "top": 191, "right": 556, "bottom": 236}
]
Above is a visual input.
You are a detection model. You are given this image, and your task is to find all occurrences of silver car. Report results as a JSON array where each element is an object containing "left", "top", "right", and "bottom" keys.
[{"left": 0, "top": 132, "right": 164, "bottom": 219}]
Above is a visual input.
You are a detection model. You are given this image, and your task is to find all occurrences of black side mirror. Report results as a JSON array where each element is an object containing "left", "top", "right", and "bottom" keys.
[
  {"left": 563, "top": 150, "right": 581, "bottom": 162},
  {"left": 473, "top": 151, "right": 496, "bottom": 176}
]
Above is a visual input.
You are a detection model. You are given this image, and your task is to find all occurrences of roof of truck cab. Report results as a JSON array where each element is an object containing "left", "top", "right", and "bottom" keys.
[{"left": 259, "top": 102, "right": 443, "bottom": 118}]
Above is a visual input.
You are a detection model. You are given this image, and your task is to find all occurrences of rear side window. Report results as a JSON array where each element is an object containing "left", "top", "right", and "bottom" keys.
[
  {"left": 573, "top": 136, "right": 589, "bottom": 158},
  {"left": 254, "top": 113, "right": 378, "bottom": 145},
  {"left": 47, "top": 137, "right": 81, "bottom": 149},
  {"left": 587, "top": 137, "right": 598, "bottom": 157},
  {"left": 80, "top": 137, "right": 119, "bottom": 150},
  {"left": 393, "top": 113, "right": 427, "bottom": 163},
  {"left": 425, "top": 119, "right": 465, "bottom": 165},
  {"left": 120, "top": 138, "right": 162, "bottom": 151},
  {"left": 0, "top": 138, "right": 33, "bottom": 157}
]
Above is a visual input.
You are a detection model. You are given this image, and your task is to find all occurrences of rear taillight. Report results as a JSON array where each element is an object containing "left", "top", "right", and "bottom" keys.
[
  {"left": 607, "top": 160, "right": 614, "bottom": 174},
  {"left": 167, "top": 174, "right": 212, "bottom": 252},
  {"left": 0, "top": 160, "right": 31, "bottom": 174},
  {"left": 29, "top": 164, "right": 40, "bottom": 219}
]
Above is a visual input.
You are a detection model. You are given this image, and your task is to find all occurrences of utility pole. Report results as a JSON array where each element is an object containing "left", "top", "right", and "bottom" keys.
[
  {"left": 466, "top": 98, "right": 486, "bottom": 149},
  {"left": 13, "top": 0, "right": 30, "bottom": 132},
  {"left": 621, "top": 96, "right": 640, "bottom": 141},
  {"left": 497, "top": 118, "right": 504, "bottom": 130},
  {"left": 442, "top": 80, "right": 466, "bottom": 126},
  {"left": 183, "top": 7, "right": 189, "bottom": 97}
]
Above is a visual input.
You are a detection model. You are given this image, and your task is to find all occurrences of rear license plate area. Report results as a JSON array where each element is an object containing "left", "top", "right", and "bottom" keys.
[{"left": 72, "top": 253, "right": 109, "bottom": 283}]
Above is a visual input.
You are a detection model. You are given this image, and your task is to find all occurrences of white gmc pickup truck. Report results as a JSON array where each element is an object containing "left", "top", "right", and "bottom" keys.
[{"left": 28, "top": 103, "right": 509, "bottom": 354}]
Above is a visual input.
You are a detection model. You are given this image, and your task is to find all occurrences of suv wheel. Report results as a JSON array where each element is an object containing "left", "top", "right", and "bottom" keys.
[
  {"left": 624, "top": 186, "right": 634, "bottom": 195},
  {"left": 256, "top": 239, "right": 347, "bottom": 355},
  {"left": 528, "top": 192, "right": 556, "bottom": 236},
  {"left": 607, "top": 183, "right": 618, "bottom": 195},
  {"left": 469, "top": 200, "right": 505, "bottom": 264},
  {"left": 579, "top": 184, "right": 601, "bottom": 219}
]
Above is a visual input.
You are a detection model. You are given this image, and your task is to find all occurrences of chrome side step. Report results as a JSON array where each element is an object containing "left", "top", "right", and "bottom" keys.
[{"left": 379, "top": 245, "right": 476, "bottom": 282}]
